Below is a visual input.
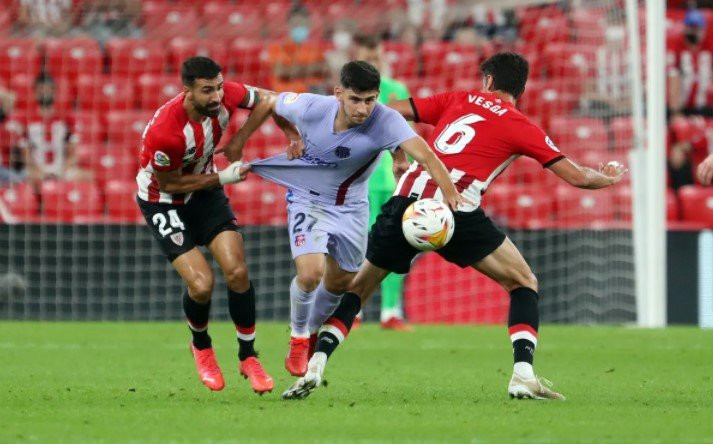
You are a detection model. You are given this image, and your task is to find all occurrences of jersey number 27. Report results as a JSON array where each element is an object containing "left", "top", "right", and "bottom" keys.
[{"left": 434, "top": 113, "right": 485, "bottom": 155}]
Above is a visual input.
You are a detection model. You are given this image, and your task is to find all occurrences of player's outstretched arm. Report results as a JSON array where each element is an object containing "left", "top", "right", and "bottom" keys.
[
  {"left": 223, "top": 92, "right": 279, "bottom": 162},
  {"left": 548, "top": 158, "right": 628, "bottom": 190},
  {"left": 399, "top": 136, "right": 472, "bottom": 210},
  {"left": 155, "top": 162, "right": 247, "bottom": 194},
  {"left": 698, "top": 153, "right": 713, "bottom": 185},
  {"left": 387, "top": 99, "right": 417, "bottom": 121},
  {"left": 391, "top": 149, "right": 410, "bottom": 181}
]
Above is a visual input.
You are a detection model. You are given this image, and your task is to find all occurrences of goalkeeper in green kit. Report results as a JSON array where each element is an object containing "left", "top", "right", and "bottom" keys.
[{"left": 354, "top": 34, "right": 412, "bottom": 331}]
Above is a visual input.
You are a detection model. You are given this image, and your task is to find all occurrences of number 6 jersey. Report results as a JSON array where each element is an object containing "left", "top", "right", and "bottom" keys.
[{"left": 395, "top": 91, "right": 566, "bottom": 212}]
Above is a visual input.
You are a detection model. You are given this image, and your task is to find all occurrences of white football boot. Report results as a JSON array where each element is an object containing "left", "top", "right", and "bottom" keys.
[
  {"left": 508, "top": 373, "right": 566, "bottom": 400},
  {"left": 282, "top": 352, "right": 327, "bottom": 400}
]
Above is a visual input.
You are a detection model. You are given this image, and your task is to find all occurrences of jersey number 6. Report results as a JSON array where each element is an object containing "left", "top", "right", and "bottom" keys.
[{"left": 434, "top": 113, "right": 485, "bottom": 155}]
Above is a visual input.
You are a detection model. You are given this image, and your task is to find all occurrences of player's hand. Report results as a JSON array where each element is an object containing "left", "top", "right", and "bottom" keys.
[
  {"left": 238, "top": 163, "right": 251, "bottom": 181},
  {"left": 444, "top": 191, "right": 473, "bottom": 212},
  {"left": 392, "top": 159, "right": 410, "bottom": 181},
  {"left": 286, "top": 138, "right": 304, "bottom": 160},
  {"left": 697, "top": 154, "right": 713, "bottom": 185},
  {"left": 218, "top": 161, "right": 245, "bottom": 185},
  {"left": 599, "top": 161, "right": 628, "bottom": 185}
]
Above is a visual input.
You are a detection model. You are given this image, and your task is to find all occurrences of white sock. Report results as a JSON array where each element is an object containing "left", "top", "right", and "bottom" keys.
[
  {"left": 514, "top": 362, "right": 535, "bottom": 379},
  {"left": 307, "top": 282, "right": 343, "bottom": 333},
  {"left": 290, "top": 277, "right": 316, "bottom": 338},
  {"left": 380, "top": 307, "right": 402, "bottom": 322}
]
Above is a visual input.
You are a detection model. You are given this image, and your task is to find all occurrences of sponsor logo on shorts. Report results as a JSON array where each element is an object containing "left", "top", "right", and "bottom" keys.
[
  {"left": 170, "top": 232, "right": 184, "bottom": 246},
  {"left": 284, "top": 93, "right": 299, "bottom": 104},
  {"left": 154, "top": 151, "right": 171, "bottom": 167},
  {"left": 295, "top": 234, "right": 306, "bottom": 247},
  {"left": 335, "top": 146, "right": 351, "bottom": 159}
]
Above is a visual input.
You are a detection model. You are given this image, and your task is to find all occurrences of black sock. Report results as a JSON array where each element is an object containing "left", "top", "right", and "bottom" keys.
[
  {"left": 508, "top": 287, "right": 539, "bottom": 365},
  {"left": 183, "top": 290, "right": 212, "bottom": 350},
  {"left": 315, "top": 292, "right": 362, "bottom": 358},
  {"left": 228, "top": 282, "right": 257, "bottom": 361}
]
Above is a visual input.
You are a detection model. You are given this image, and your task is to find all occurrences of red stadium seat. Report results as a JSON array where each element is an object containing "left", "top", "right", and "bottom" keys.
[
  {"left": 513, "top": 42, "right": 545, "bottom": 79},
  {"left": 495, "top": 156, "right": 559, "bottom": 187},
  {"left": 383, "top": 42, "right": 418, "bottom": 80},
  {"left": 570, "top": 8, "right": 606, "bottom": 45},
  {"left": 143, "top": 3, "right": 200, "bottom": 41},
  {"left": 0, "top": 39, "right": 41, "bottom": 81},
  {"left": 40, "top": 181, "right": 103, "bottom": 223},
  {"left": 553, "top": 184, "right": 616, "bottom": 227},
  {"left": 135, "top": 74, "right": 182, "bottom": 110},
  {"left": 615, "top": 186, "right": 679, "bottom": 224},
  {"left": 71, "top": 112, "right": 104, "bottom": 145},
  {"left": 167, "top": 37, "right": 229, "bottom": 74},
  {"left": 107, "top": 39, "right": 167, "bottom": 78},
  {"left": 106, "top": 111, "right": 152, "bottom": 146},
  {"left": 225, "top": 178, "right": 287, "bottom": 225},
  {"left": 544, "top": 43, "right": 598, "bottom": 79},
  {"left": 242, "top": 118, "right": 290, "bottom": 160},
  {"left": 421, "top": 42, "right": 482, "bottom": 86},
  {"left": 202, "top": 2, "right": 264, "bottom": 40},
  {"left": 403, "top": 77, "right": 450, "bottom": 99},
  {"left": 611, "top": 116, "right": 633, "bottom": 154},
  {"left": 679, "top": 185, "right": 713, "bottom": 228},
  {"left": 481, "top": 183, "right": 555, "bottom": 229},
  {"left": 105, "top": 179, "right": 144, "bottom": 223},
  {"left": 548, "top": 116, "right": 609, "bottom": 155},
  {"left": 78, "top": 144, "right": 139, "bottom": 189},
  {"left": 44, "top": 38, "right": 103, "bottom": 86},
  {"left": 228, "top": 39, "right": 272, "bottom": 88},
  {"left": 0, "top": 183, "right": 39, "bottom": 223},
  {"left": 404, "top": 252, "right": 508, "bottom": 324},
  {"left": 518, "top": 79, "right": 580, "bottom": 129},
  {"left": 517, "top": 6, "right": 568, "bottom": 51},
  {"left": 76, "top": 75, "right": 134, "bottom": 113}
]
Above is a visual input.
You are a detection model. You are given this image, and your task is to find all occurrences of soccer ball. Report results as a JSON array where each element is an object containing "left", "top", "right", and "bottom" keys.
[{"left": 401, "top": 199, "right": 455, "bottom": 251}]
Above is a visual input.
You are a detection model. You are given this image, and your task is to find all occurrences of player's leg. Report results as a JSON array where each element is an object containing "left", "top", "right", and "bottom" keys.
[
  {"left": 171, "top": 250, "right": 226, "bottom": 391},
  {"left": 471, "top": 238, "right": 564, "bottom": 400},
  {"left": 369, "top": 188, "right": 409, "bottom": 331}
]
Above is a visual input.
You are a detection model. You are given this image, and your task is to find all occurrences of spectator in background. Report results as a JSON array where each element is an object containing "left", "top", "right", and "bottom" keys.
[
  {"left": 324, "top": 18, "right": 358, "bottom": 89},
  {"left": 667, "top": 8, "right": 713, "bottom": 116},
  {"left": 0, "top": 84, "right": 16, "bottom": 124},
  {"left": 698, "top": 153, "right": 713, "bottom": 184},
  {"left": 667, "top": 115, "right": 710, "bottom": 189},
  {"left": 353, "top": 34, "right": 412, "bottom": 331},
  {"left": 442, "top": 1, "right": 517, "bottom": 47},
  {"left": 16, "top": 0, "right": 79, "bottom": 37},
  {"left": 268, "top": 5, "right": 327, "bottom": 94},
  {"left": 17, "top": 73, "right": 92, "bottom": 187},
  {"left": 0, "top": 84, "right": 21, "bottom": 183},
  {"left": 80, "top": 0, "right": 142, "bottom": 47}
]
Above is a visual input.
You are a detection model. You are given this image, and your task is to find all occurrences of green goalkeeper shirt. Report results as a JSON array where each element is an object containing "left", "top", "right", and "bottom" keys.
[{"left": 368, "top": 76, "right": 411, "bottom": 192}]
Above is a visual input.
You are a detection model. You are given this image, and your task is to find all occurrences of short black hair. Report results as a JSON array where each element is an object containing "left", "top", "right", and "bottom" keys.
[
  {"left": 34, "top": 71, "right": 54, "bottom": 86},
  {"left": 353, "top": 33, "right": 381, "bottom": 49},
  {"left": 288, "top": 5, "right": 310, "bottom": 20},
  {"left": 340, "top": 60, "right": 380, "bottom": 93},
  {"left": 181, "top": 56, "right": 222, "bottom": 87},
  {"left": 480, "top": 52, "right": 529, "bottom": 99}
]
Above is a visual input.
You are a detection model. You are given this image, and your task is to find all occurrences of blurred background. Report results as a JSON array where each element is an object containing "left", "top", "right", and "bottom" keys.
[{"left": 0, "top": 0, "right": 709, "bottom": 328}]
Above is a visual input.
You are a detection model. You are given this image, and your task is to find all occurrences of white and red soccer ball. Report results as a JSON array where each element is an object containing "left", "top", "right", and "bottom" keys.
[{"left": 401, "top": 199, "right": 455, "bottom": 251}]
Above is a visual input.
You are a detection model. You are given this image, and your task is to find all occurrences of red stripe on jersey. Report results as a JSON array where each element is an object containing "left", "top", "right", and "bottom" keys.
[
  {"left": 148, "top": 174, "right": 160, "bottom": 203},
  {"left": 421, "top": 178, "right": 439, "bottom": 199},
  {"left": 508, "top": 323, "right": 538, "bottom": 338},
  {"left": 211, "top": 115, "right": 223, "bottom": 146},
  {"left": 336, "top": 153, "right": 380, "bottom": 205},
  {"left": 325, "top": 317, "right": 349, "bottom": 337},
  {"left": 397, "top": 165, "right": 425, "bottom": 197},
  {"left": 454, "top": 174, "right": 476, "bottom": 193}
]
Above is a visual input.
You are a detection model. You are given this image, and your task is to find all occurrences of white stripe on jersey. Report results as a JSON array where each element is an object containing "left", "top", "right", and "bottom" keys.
[
  {"left": 218, "top": 105, "right": 230, "bottom": 131},
  {"left": 195, "top": 118, "right": 214, "bottom": 176},
  {"left": 394, "top": 161, "right": 419, "bottom": 195},
  {"left": 136, "top": 170, "right": 152, "bottom": 201}
]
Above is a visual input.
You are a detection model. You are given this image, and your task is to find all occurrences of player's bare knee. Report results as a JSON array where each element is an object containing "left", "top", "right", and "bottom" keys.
[
  {"left": 188, "top": 275, "right": 214, "bottom": 303},
  {"left": 296, "top": 268, "right": 323, "bottom": 293},
  {"left": 224, "top": 264, "right": 249, "bottom": 292}
]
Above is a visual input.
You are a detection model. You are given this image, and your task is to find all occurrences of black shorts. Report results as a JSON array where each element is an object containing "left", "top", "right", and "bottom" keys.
[
  {"left": 366, "top": 196, "right": 506, "bottom": 274},
  {"left": 137, "top": 187, "right": 240, "bottom": 262}
]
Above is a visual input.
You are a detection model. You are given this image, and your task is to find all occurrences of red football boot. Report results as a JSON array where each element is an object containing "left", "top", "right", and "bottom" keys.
[
  {"left": 285, "top": 337, "right": 310, "bottom": 376},
  {"left": 239, "top": 356, "right": 274, "bottom": 395},
  {"left": 380, "top": 316, "right": 413, "bottom": 332},
  {"left": 189, "top": 343, "right": 225, "bottom": 391}
]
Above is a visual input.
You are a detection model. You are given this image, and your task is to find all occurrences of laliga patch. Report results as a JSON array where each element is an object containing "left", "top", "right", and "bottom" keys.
[
  {"left": 283, "top": 93, "right": 299, "bottom": 104},
  {"left": 170, "top": 232, "right": 184, "bottom": 246},
  {"left": 294, "top": 234, "right": 306, "bottom": 247},
  {"left": 154, "top": 151, "right": 171, "bottom": 167},
  {"left": 545, "top": 136, "right": 560, "bottom": 152}
]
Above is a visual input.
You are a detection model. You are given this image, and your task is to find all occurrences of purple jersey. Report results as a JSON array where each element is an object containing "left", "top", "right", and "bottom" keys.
[{"left": 250, "top": 93, "right": 417, "bottom": 205}]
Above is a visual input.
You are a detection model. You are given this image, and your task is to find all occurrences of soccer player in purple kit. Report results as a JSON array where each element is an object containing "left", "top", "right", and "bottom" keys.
[{"left": 223, "top": 61, "right": 468, "bottom": 377}]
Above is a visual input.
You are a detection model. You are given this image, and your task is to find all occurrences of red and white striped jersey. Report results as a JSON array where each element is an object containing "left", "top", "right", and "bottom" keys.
[
  {"left": 136, "top": 81, "right": 255, "bottom": 204},
  {"left": 667, "top": 39, "right": 713, "bottom": 110},
  {"left": 395, "top": 91, "right": 565, "bottom": 212}
]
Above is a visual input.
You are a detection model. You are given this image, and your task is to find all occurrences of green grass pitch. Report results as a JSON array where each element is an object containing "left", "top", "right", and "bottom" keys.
[{"left": 1, "top": 322, "right": 712, "bottom": 443}]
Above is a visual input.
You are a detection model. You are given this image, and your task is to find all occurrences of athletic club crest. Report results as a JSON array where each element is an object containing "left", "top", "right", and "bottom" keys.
[
  {"left": 294, "top": 234, "right": 306, "bottom": 247},
  {"left": 335, "top": 146, "right": 351, "bottom": 159},
  {"left": 170, "top": 232, "right": 184, "bottom": 246}
]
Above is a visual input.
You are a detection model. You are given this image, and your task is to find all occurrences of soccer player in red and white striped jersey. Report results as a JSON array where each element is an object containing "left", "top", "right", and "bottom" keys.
[
  {"left": 136, "top": 56, "right": 299, "bottom": 394},
  {"left": 284, "top": 52, "right": 628, "bottom": 401}
]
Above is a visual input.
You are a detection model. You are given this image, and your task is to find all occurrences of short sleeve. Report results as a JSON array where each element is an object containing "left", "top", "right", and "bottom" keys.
[
  {"left": 410, "top": 93, "right": 452, "bottom": 125},
  {"left": 380, "top": 107, "right": 418, "bottom": 153},
  {"left": 275, "top": 92, "right": 315, "bottom": 126},
  {"left": 222, "top": 81, "right": 249, "bottom": 111},
  {"left": 143, "top": 128, "right": 185, "bottom": 172},
  {"left": 512, "top": 118, "right": 566, "bottom": 167}
]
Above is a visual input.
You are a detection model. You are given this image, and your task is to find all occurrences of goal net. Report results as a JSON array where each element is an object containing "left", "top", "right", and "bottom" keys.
[{"left": 0, "top": 0, "right": 642, "bottom": 324}]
